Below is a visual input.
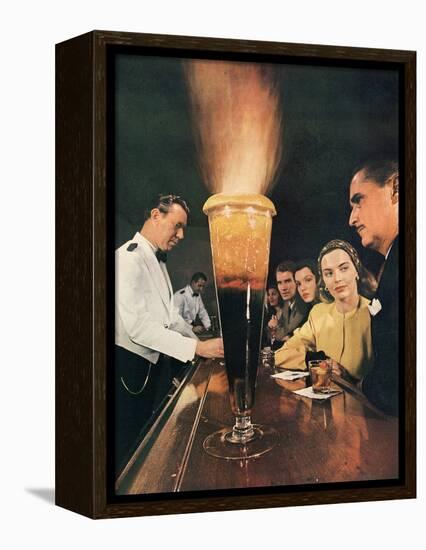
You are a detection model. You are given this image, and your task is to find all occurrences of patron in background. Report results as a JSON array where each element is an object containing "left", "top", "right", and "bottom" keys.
[
  {"left": 174, "top": 272, "right": 212, "bottom": 335},
  {"left": 268, "top": 261, "right": 308, "bottom": 349},
  {"left": 263, "top": 283, "right": 284, "bottom": 347},
  {"left": 275, "top": 240, "right": 375, "bottom": 382},
  {"left": 349, "top": 159, "right": 399, "bottom": 415},
  {"left": 294, "top": 259, "right": 320, "bottom": 311}
]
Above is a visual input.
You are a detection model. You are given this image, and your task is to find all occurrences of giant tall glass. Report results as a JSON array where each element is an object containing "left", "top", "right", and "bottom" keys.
[{"left": 203, "top": 194, "right": 278, "bottom": 459}]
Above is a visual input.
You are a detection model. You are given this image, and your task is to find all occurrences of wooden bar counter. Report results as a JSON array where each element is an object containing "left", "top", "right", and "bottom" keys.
[{"left": 116, "top": 359, "right": 399, "bottom": 495}]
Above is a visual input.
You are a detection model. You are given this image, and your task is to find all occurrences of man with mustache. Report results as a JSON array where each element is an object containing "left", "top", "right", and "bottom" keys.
[
  {"left": 115, "top": 194, "right": 224, "bottom": 469},
  {"left": 349, "top": 159, "right": 399, "bottom": 415}
]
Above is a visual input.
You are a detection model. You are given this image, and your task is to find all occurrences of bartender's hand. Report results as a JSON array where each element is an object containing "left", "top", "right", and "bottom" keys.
[
  {"left": 196, "top": 338, "right": 224, "bottom": 359},
  {"left": 193, "top": 325, "right": 204, "bottom": 335}
]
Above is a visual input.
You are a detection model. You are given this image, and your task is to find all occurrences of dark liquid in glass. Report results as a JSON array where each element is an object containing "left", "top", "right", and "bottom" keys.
[{"left": 217, "top": 285, "right": 265, "bottom": 416}]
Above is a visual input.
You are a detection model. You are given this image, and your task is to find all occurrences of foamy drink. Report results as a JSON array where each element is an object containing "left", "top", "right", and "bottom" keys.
[{"left": 203, "top": 194, "right": 276, "bottom": 430}]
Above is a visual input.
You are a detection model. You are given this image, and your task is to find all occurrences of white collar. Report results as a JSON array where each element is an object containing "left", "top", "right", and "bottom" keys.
[
  {"left": 134, "top": 232, "right": 157, "bottom": 253},
  {"left": 385, "top": 241, "right": 394, "bottom": 260},
  {"left": 186, "top": 284, "right": 198, "bottom": 296}
]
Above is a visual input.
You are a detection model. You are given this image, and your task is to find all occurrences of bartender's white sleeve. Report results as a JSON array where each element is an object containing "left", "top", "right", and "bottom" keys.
[
  {"left": 116, "top": 252, "right": 197, "bottom": 363},
  {"left": 198, "top": 299, "right": 211, "bottom": 330}
]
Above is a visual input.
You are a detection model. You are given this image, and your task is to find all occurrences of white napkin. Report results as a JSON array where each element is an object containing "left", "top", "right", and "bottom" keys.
[
  {"left": 293, "top": 386, "right": 342, "bottom": 400},
  {"left": 272, "top": 370, "right": 309, "bottom": 381}
]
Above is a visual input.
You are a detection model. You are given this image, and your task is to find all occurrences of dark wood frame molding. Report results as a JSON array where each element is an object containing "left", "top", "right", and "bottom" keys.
[{"left": 56, "top": 30, "right": 416, "bottom": 519}]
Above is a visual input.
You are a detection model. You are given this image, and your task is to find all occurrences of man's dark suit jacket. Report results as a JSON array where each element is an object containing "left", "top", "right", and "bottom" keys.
[
  {"left": 271, "top": 298, "right": 309, "bottom": 350},
  {"left": 362, "top": 237, "right": 399, "bottom": 416}
]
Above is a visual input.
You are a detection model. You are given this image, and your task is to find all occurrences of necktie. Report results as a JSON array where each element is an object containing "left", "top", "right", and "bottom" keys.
[{"left": 155, "top": 249, "right": 167, "bottom": 263}]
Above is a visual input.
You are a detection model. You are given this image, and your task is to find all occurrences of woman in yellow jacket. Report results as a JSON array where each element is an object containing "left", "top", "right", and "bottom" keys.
[{"left": 275, "top": 240, "right": 376, "bottom": 382}]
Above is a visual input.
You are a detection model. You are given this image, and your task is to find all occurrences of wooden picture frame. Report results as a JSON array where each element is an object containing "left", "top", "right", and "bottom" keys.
[{"left": 56, "top": 30, "right": 416, "bottom": 519}]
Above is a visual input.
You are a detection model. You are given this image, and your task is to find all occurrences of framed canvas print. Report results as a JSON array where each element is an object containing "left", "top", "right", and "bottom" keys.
[{"left": 56, "top": 30, "right": 416, "bottom": 518}]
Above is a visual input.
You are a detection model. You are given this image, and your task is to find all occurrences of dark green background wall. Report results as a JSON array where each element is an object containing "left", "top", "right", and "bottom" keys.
[{"left": 114, "top": 54, "right": 399, "bottom": 316}]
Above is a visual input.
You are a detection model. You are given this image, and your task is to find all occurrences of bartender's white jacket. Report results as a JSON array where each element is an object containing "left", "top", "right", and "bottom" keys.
[
  {"left": 173, "top": 285, "right": 211, "bottom": 330},
  {"left": 115, "top": 232, "right": 198, "bottom": 364}
]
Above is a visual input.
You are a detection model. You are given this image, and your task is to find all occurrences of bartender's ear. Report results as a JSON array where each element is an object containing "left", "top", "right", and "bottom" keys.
[
  {"left": 151, "top": 208, "right": 162, "bottom": 221},
  {"left": 390, "top": 173, "right": 399, "bottom": 204}
]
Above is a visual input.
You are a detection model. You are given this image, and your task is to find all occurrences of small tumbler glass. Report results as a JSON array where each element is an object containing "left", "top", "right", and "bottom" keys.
[{"left": 308, "top": 359, "right": 332, "bottom": 394}]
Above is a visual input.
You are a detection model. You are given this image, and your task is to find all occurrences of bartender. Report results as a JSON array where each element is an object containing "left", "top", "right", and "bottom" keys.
[
  {"left": 174, "top": 272, "right": 211, "bottom": 334},
  {"left": 115, "top": 194, "right": 223, "bottom": 468}
]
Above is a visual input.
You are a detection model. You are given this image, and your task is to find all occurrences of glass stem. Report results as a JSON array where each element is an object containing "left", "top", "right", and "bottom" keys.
[{"left": 231, "top": 415, "right": 255, "bottom": 443}]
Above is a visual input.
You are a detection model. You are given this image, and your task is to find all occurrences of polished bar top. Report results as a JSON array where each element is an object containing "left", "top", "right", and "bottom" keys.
[{"left": 116, "top": 359, "right": 398, "bottom": 495}]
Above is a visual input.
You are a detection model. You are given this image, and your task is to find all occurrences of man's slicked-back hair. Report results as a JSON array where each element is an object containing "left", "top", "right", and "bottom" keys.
[
  {"left": 276, "top": 260, "right": 296, "bottom": 276},
  {"left": 144, "top": 193, "right": 190, "bottom": 220},
  {"left": 352, "top": 158, "right": 398, "bottom": 188}
]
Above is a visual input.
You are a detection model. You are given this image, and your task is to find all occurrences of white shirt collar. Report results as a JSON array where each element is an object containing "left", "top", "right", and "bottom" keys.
[
  {"left": 186, "top": 284, "right": 198, "bottom": 296},
  {"left": 385, "top": 241, "right": 394, "bottom": 260},
  {"left": 134, "top": 232, "right": 157, "bottom": 253}
]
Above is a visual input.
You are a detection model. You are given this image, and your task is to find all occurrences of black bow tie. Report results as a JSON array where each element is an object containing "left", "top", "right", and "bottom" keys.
[
  {"left": 192, "top": 293, "right": 199, "bottom": 297},
  {"left": 155, "top": 249, "right": 167, "bottom": 263}
]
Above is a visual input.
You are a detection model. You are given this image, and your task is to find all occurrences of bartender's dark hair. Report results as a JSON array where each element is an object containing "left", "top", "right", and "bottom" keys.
[
  {"left": 144, "top": 193, "right": 190, "bottom": 220},
  {"left": 191, "top": 272, "right": 207, "bottom": 283}
]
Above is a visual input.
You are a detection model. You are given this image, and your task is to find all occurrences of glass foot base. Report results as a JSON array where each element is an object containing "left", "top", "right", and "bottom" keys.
[{"left": 203, "top": 425, "right": 278, "bottom": 460}]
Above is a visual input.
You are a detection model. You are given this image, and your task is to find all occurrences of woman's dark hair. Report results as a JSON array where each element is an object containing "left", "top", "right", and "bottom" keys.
[
  {"left": 317, "top": 239, "right": 377, "bottom": 302},
  {"left": 265, "top": 282, "right": 284, "bottom": 313},
  {"left": 294, "top": 259, "right": 318, "bottom": 282},
  {"left": 294, "top": 259, "right": 319, "bottom": 304}
]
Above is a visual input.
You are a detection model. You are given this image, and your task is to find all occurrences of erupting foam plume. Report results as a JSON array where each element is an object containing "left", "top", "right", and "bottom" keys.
[{"left": 185, "top": 60, "right": 282, "bottom": 195}]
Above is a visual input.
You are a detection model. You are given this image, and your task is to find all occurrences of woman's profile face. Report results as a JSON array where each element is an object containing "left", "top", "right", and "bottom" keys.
[
  {"left": 295, "top": 267, "right": 317, "bottom": 303},
  {"left": 267, "top": 287, "right": 280, "bottom": 307},
  {"left": 320, "top": 249, "right": 358, "bottom": 303}
]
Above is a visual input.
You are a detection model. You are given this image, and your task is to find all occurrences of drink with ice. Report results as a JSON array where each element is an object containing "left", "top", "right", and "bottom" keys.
[{"left": 309, "top": 359, "right": 332, "bottom": 394}]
